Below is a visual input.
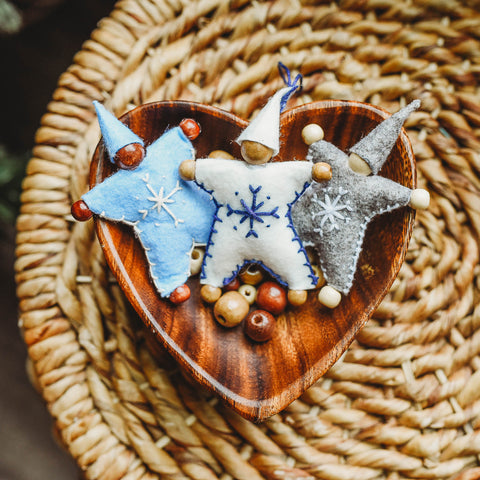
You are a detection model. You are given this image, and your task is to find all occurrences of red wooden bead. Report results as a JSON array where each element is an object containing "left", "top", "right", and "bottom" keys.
[
  {"left": 180, "top": 118, "right": 201, "bottom": 140},
  {"left": 71, "top": 199, "right": 93, "bottom": 221},
  {"left": 114, "top": 142, "right": 145, "bottom": 169},
  {"left": 244, "top": 310, "right": 276, "bottom": 342},
  {"left": 256, "top": 281, "right": 287, "bottom": 315},
  {"left": 223, "top": 277, "right": 240, "bottom": 291},
  {"left": 169, "top": 284, "right": 191, "bottom": 304}
]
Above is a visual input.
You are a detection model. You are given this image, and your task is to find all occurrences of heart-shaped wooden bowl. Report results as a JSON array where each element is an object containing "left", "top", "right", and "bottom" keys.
[{"left": 89, "top": 100, "right": 416, "bottom": 422}]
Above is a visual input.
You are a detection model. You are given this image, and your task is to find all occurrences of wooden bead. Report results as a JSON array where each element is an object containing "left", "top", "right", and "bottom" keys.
[
  {"left": 348, "top": 152, "right": 372, "bottom": 176},
  {"left": 287, "top": 289, "right": 308, "bottom": 306},
  {"left": 238, "top": 284, "right": 257, "bottom": 305},
  {"left": 240, "top": 140, "right": 273, "bottom": 165},
  {"left": 256, "top": 281, "right": 287, "bottom": 315},
  {"left": 213, "top": 291, "right": 249, "bottom": 328},
  {"left": 179, "top": 159, "right": 196, "bottom": 180},
  {"left": 208, "top": 150, "right": 234, "bottom": 160},
  {"left": 318, "top": 285, "right": 342, "bottom": 309},
  {"left": 201, "top": 284, "right": 222, "bottom": 304},
  {"left": 410, "top": 189, "right": 430, "bottom": 210},
  {"left": 180, "top": 118, "right": 201, "bottom": 140},
  {"left": 239, "top": 264, "right": 264, "bottom": 285},
  {"left": 169, "top": 284, "right": 191, "bottom": 304},
  {"left": 312, "top": 162, "right": 332, "bottom": 182},
  {"left": 302, "top": 123, "right": 324, "bottom": 145},
  {"left": 223, "top": 277, "right": 241, "bottom": 291},
  {"left": 114, "top": 142, "right": 145, "bottom": 169},
  {"left": 71, "top": 199, "right": 93, "bottom": 221},
  {"left": 244, "top": 310, "right": 275, "bottom": 342},
  {"left": 190, "top": 247, "right": 204, "bottom": 276}
]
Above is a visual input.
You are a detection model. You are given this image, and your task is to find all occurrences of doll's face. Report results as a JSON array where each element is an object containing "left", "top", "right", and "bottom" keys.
[
  {"left": 240, "top": 140, "right": 274, "bottom": 165},
  {"left": 348, "top": 153, "right": 372, "bottom": 176}
]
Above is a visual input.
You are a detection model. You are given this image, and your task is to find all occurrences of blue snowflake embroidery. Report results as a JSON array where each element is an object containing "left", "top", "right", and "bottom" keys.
[{"left": 226, "top": 185, "right": 279, "bottom": 238}]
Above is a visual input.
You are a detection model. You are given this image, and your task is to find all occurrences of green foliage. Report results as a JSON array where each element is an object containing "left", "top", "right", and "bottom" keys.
[{"left": 0, "top": 145, "right": 29, "bottom": 224}]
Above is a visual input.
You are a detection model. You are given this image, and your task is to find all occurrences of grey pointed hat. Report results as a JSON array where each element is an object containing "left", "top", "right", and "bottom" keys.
[{"left": 349, "top": 100, "right": 420, "bottom": 175}]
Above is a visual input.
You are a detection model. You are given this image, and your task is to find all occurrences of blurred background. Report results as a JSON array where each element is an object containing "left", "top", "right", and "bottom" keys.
[{"left": 0, "top": 1, "right": 113, "bottom": 478}]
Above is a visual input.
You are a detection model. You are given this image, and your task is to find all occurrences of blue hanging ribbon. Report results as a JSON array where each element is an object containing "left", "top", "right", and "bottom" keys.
[{"left": 278, "top": 62, "right": 302, "bottom": 112}]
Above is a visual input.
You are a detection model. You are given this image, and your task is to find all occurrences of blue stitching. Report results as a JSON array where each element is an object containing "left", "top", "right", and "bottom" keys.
[
  {"left": 286, "top": 181, "right": 318, "bottom": 287},
  {"left": 223, "top": 260, "right": 288, "bottom": 288},
  {"left": 278, "top": 62, "right": 303, "bottom": 112},
  {"left": 226, "top": 184, "right": 280, "bottom": 238}
]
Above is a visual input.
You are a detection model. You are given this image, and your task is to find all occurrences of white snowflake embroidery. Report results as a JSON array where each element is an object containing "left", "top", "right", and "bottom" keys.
[
  {"left": 312, "top": 187, "right": 352, "bottom": 235},
  {"left": 140, "top": 176, "right": 185, "bottom": 227}
]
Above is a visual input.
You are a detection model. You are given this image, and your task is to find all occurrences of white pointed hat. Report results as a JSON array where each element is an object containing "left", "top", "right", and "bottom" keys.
[
  {"left": 349, "top": 100, "right": 421, "bottom": 175},
  {"left": 236, "top": 64, "right": 302, "bottom": 156},
  {"left": 93, "top": 101, "right": 144, "bottom": 164}
]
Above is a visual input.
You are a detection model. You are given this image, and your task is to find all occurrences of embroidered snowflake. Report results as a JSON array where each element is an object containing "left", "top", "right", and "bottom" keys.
[
  {"left": 312, "top": 187, "right": 352, "bottom": 235},
  {"left": 140, "top": 174, "right": 184, "bottom": 227},
  {"left": 226, "top": 185, "right": 280, "bottom": 238}
]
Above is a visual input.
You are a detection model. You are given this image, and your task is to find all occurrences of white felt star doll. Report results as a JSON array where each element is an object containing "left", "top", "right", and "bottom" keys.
[{"left": 179, "top": 69, "right": 332, "bottom": 306}]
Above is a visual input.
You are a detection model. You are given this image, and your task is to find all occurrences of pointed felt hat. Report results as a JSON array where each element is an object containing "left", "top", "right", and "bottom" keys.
[
  {"left": 236, "top": 64, "right": 302, "bottom": 157},
  {"left": 349, "top": 100, "right": 421, "bottom": 175},
  {"left": 93, "top": 101, "right": 144, "bottom": 163}
]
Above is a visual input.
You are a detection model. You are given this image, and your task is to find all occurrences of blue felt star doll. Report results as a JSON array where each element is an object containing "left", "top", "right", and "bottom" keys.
[{"left": 74, "top": 103, "right": 216, "bottom": 301}]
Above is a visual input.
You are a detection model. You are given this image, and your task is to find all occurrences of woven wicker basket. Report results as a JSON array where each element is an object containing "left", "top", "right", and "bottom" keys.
[{"left": 16, "top": 1, "right": 480, "bottom": 478}]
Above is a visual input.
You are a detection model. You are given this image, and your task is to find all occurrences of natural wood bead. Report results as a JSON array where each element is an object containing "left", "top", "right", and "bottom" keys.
[
  {"left": 71, "top": 199, "right": 93, "bottom": 221},
  {"left": 256, "top": 281, "right": 287, "bottom": 315},
  {"left": 190, "top": 247, "right": 204, "bottom": 276},
  {"left": 287, "top": 289, "right": 308, "bottom": 306},
  {"left": 410, "top": 189, "right": 430, "bottom": 210},
  {"left": 114, "top": 142, "right": 145, "bottom": 170},
  {"left": 169, "top": 284, "right": 191, "bottom": 304},
  {"left": 223, "top": 277, "right": 240, "bottom": 291},
  {"left": 179, "top": 159, "right": 196, "bottom": 180},
  {"left": 180, "top": 118, "right": 201, "bottom": 140},
  {"left": 240, "top": 140, "right": 273, "bottom": 165},
  {"left": 239, "top": 264, "right": 264, "bottom": 285},
  {"left": 312, "top": 162, "right": 332, "bottom": 182},
  {"left": 244, "top": 310, "right": 276, "bottom": 342},
  {"left": 311, "top": 265, "right": 326, "bottom": 289},
  {"left": 302, "top": 123, "right": 324, "bottom": 145},
  {"left": 213, "top": 291, "right": 249, "bottom": 328},
  {"left": 201, "top": 285, "right": 222, "bottom": 304},
  {"left": 238, "top": 284, "right": 257, "bottom": 305},
  {"left": 318, "top": 285, "right": 342, "bottom": 309},
  {"left": 348, "top": 152, "right": 372, "bottom": 176},
  {"left": 208, "top": 150, "right": 234, "bottom": 160}
]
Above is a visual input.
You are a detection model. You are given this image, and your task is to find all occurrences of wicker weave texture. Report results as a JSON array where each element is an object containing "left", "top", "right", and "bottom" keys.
[{"left": 15, "top": 0, "right": 480, "bottom": 479}]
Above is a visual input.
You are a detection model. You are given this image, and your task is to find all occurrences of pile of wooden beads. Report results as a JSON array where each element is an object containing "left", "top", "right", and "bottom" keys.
[{"left": 189, "top": 245, "right": 326, "bottom": 343}]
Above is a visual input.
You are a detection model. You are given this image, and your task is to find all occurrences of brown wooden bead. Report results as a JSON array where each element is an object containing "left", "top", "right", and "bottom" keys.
[
  {"left": 223, "top": 277, "right": 240, "bottom": 291},
  {"left": 287, "top": 289, "right": 308, "bottom": 306},
  {"left": 169, "top": 284, "right": 191, "bottom": 304},
  {"left": 256, "top": 281, "right": 287, "bottom": 315},
  {"left": 113, "top": 142, "right": 145, "bottom": 169},
  {"left": 238, "top": 284, "right": 257, "bottom": 305},
  {"left": 244, "top": 310, "right": 275, "bottom": 342},
  {"left": 213, "top": 291, "right": 249, "bottom": 328},
  {"left": 201, "top": 284, "right": 222, "bottom": 304},
  {"left": 180, "top": 118, "right": 201, "bottom": 140},
  {"left": 71, "top": 199, "right": 93, "bottom": 221},
  {"left": 179, "top": 159, "right": 196, "bottom": 180},
  {"left": 240, "top": 140, "right": 273, "bottom": 165},
  {"left": 208, "top": 150, "right": 234, "bottom": 160},
  {"left": 239, "top": 264, "right": 264, "bottom": 285},
  {"left": 312, "top": 162, "right": 332, "bottom": 182},
  {"left": 311, "top": 265, "right": 326, "bottom": 289}
]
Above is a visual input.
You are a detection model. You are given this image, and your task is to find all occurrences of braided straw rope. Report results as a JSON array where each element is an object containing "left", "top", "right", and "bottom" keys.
[{"left": 16, "top": 0, "right": 480, "bottom": 478}]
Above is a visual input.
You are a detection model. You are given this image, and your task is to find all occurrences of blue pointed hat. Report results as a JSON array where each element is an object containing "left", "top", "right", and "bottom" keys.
[{"left": 93, "top": 101, "right": 144, "bottom": 163}]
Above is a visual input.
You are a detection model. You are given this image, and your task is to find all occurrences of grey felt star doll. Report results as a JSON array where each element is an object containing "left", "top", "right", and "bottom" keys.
[{"left": 292, "top": 100, "right": 430, "bottom": 308}]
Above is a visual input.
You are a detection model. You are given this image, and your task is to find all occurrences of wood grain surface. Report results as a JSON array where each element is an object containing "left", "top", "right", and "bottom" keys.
[{"left": 90, "top": 100, "right": 415, "bottom": 422}]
